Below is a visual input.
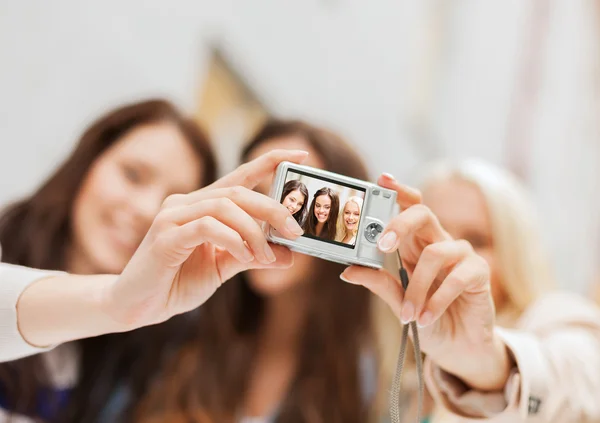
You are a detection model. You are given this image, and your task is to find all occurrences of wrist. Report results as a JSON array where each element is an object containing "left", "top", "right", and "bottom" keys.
[
  {"left": 437, "top": 332, "right": 513, "bottom": 392},
  {"left": 99, "top": 275, "right": 144, "bottom": 332}
]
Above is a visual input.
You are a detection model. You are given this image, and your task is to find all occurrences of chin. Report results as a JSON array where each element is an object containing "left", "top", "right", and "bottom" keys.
[
  {"left": 246, "top": 269, "right": 303, "bottom": 297},
  {"left": 90, "top": 250, "right": 130, "bottom": 275}
]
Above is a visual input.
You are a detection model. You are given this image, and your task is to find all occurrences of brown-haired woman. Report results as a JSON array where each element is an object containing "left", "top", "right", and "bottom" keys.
[
  {"left": 280, "top": 180, "right": 309, "bottom": 226},
  {"left": 0, "top": 98, "right": 218, "bottom": 422},
  {"left": 131, "top": 120, "right": 380, "bottom": 423},
  {"left": 303, "top": 187, "right": 340, "bottom": 241}
]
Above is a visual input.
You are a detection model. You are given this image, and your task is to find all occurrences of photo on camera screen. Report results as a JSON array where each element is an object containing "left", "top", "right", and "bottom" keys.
[{"left": 281, "top": 169, "right": 366, "bottom": 249}]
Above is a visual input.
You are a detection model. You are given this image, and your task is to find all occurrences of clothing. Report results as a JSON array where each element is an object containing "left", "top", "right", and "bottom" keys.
[
  {"left": 0, "top": 263, "right": 58, "bottom": 362},
  {"left": 0, "top": 261, "right": 69, "bottom": 422},
  {"left": 425, "top": 292, "right": 600, "bottom": 423}
]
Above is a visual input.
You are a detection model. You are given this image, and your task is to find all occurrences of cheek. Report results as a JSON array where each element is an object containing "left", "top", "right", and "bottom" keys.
[{"left": 81, "top": 165, "right": 130, "bottom": 209}]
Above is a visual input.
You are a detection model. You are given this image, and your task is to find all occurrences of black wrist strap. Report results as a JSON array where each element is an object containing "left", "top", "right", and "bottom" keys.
[{"left": 389, "top": 252, "right": 424, "bottom": 423}]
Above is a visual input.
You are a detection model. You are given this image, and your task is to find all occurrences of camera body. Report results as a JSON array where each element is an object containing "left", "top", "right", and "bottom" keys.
[{"left": 265, "top": 161, "right": 397, "bottom": 269}]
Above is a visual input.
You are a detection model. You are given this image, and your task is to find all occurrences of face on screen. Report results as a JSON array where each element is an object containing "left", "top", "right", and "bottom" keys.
[{"left": 281, "top": 170, "right": 365, "bottom": 248}]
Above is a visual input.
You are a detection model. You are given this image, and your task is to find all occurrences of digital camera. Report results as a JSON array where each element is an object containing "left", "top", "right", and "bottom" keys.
[{"left": 265, "top": 162, "right": 398, "bottom": 269}]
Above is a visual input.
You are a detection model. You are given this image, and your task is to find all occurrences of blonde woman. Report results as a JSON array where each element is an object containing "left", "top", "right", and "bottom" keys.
[
  {"left": 336, "top": 196, "right": 364, "bottom": 245},
  {"left": 373, "top": 158, "right": 600, "bottom": 423}
]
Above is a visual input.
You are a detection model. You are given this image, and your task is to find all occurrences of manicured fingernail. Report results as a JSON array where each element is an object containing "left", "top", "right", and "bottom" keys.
[
  {"left": 382, "top": 172, "right": 395, "bottom": 180},
  {"left": 378, "top": 232, "right": 397, "bottom": 251},
  {"left": 417, "top": 310, "right": 433, "bottom": 328},
  {"left": 340, "top": 272, "right": 356, "bottom": 284},
  {"left": 285, "top": 216, "right": 304, "bottom": 236},
  {"left": 242, "top": 248, "right": 255, "bottom": 263},
  {"left": 264, "top": 244, "right": 276, "bottom": 263},
  {"left": 401, "top": 301, "right": 414, "bottom": 324}
]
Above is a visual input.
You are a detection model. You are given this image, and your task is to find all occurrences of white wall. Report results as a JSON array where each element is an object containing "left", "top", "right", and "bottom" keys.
[
  {"left": 0, "top": 0, "right": 219, "bottom": 204},
  {"left": 528, "top": 0, "right": 600, "bottom": 291}
]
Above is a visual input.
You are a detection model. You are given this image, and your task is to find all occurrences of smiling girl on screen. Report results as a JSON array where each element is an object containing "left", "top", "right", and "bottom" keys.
[
  {"left": 303, "top": 187, "right": 340, "bottom": 241},
  {"left": 280, "top": 180, "right": 308, "bottom": 226},
  {"left": 336, "top": 196, "right": 363, "bottom": 245}
]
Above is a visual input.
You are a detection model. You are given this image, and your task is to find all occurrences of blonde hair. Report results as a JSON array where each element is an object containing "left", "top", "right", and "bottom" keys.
[
  {"left": 371, "top": 158, "right": 555, "bottom": 422},
  {"left": 336, "top": 196, "right": 364, "bottom": 243}
]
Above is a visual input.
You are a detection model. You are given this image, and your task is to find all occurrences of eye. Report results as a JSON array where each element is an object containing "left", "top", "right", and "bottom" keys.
[
  {"left": 122, "top": 164, "right": 143, "bottom": 185},
  {"left": 464, "top": 232, "right": 491, "bottom": 249}
]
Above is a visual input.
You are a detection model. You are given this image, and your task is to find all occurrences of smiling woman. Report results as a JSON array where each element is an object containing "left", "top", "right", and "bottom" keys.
[
  {"left": 0, "top": 98, "right": 216, "bottom": 422},
  {"left": 280, "top": 180, "right": 308, "bottom": 226},
  {"left": 336, "top": 196, "right": 363, "bottom": 245}
]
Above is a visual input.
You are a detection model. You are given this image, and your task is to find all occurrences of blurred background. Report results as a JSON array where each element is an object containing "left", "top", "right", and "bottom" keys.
[{"left": 1, "top": 0, "right": 599, "bottom": 293}]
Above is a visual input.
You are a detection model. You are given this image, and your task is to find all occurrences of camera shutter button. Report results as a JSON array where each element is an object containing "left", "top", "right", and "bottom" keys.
[{"left": 364, "top": 222, "right": 384, "bottom": 243}]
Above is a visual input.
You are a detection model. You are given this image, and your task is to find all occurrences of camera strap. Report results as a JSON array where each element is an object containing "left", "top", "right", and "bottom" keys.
[{"left": 389, "top": 252, "right": 424, "bottom": 423}]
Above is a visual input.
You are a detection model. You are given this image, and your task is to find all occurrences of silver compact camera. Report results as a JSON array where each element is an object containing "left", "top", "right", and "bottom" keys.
[{"left": 265, "top": 162, "right": 398, "bottom": 269}]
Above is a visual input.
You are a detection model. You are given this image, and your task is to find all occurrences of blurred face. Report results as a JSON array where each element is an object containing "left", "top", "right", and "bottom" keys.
[
  {"left": 245, "top": 135, "right": 325, "bottom": 297},
  {"left": 70, "top": 122, "right": 202, "bottom": 274},
  {"left": 282, "top": 189, "right": 305, "bottom": 215},
  {"left": 343, "top": 201, "right": 360, "bottom": 232},
  {"left": 314, "top": 194, "right": 331, "bottom": 223},
  {"left": 422, "top": 178, "right": 505, "bottom": 306}
]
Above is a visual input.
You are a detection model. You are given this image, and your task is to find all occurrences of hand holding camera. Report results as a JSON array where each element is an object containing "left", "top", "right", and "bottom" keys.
[
  {"left": 107, "top": 151, "right": 509, "bottom": 393},
  {"left": 341, "top": 173, "right": 512, "bottom": 392},
  {"left": 103, "top": 150, "right": 309, "bottom": 330}
]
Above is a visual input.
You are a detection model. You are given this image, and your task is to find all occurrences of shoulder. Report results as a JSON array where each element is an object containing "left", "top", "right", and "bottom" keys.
[{"left": 515, "top": 291, "right": 600, "bottom": 332}]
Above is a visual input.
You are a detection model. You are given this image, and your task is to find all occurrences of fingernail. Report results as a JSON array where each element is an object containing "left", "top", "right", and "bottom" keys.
[
  {"left": 400, "top": 301, "right": 414, "bottom": 324},
  {"left": 285, "top": 216, "right": 304, "bottom": 236},
  {"left": 340, "top": 272, "right": 356, "bottom": 284},
  {"left": 263, "top": 244, "right": 276, "bottom": 263},
  {"left": 417, "top": 310, "right": 433, "bottom": 328},
  {"left": 382, "top": 172, "right": 395, "bottom": 180},
  {"left": 378, "top": 232, "right": 397, "bottom": 251},
  {"left": 242, "top": 248, "right": 255, "bottom": 263}
]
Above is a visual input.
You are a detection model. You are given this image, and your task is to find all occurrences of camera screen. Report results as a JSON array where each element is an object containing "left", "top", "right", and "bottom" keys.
[{"left": 282, "top": 169, "right": 366, "bottom": 249}]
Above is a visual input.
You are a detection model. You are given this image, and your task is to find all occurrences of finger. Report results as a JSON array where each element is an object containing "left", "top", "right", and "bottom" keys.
[
  {"left": 377, "top": 173, "right": 422, "bottom": 210},
  {"left": 168, "top": 187, "right": 304, "bottom": 239},
  {"left": 417, "top": 256, "right": 490, "bottom": 328},
  {"left": 207, "top": 149, "right": 309, "bottom": 191},
  {"left": 175, "top": 217, "right": 255, "bottom": 264},
  {"left": 217, "top": 244, "right": 294, "bottom": 282},
  {"left": 163, "top": 198, "right": 276, "bottom": 265},
  {"left": 377, "top": 204, "right": 449, "bottom": 253},
  {"left": 402, "top": 240, "right": 473, "bottom": 324},
  {"left": 340, "top": 266, "right": 404, "bottom": 320}
]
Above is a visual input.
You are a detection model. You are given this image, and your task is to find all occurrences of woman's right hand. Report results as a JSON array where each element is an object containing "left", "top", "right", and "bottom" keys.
[{"left": 104, "top": 149, "right": 308, "bottom": 328}]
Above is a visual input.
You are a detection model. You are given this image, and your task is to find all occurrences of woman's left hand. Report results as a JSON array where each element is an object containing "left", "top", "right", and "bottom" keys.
[{"left": 340, "top": 174, "right": 512, "bottom": 391}]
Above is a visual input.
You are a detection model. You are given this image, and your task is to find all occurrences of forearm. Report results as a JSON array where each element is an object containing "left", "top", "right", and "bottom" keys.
[{"left": 17, "top": 274, "right": 132, "bottom": 347}]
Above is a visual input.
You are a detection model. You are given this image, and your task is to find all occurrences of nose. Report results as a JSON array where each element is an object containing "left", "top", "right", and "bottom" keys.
[{"left": 131, "top": 189, "right": 164, "bottom": 229}]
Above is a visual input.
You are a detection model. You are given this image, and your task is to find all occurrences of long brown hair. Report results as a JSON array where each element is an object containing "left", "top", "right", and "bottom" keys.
[
  {"left": 0, "top": 99, "right": 217, "bottom": 421},
  {"left": 304, "top": 187, "right": 340, "bottom": 241},
  {"left": 133, "top": 120, "right": 373, "bottom": 423}
]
